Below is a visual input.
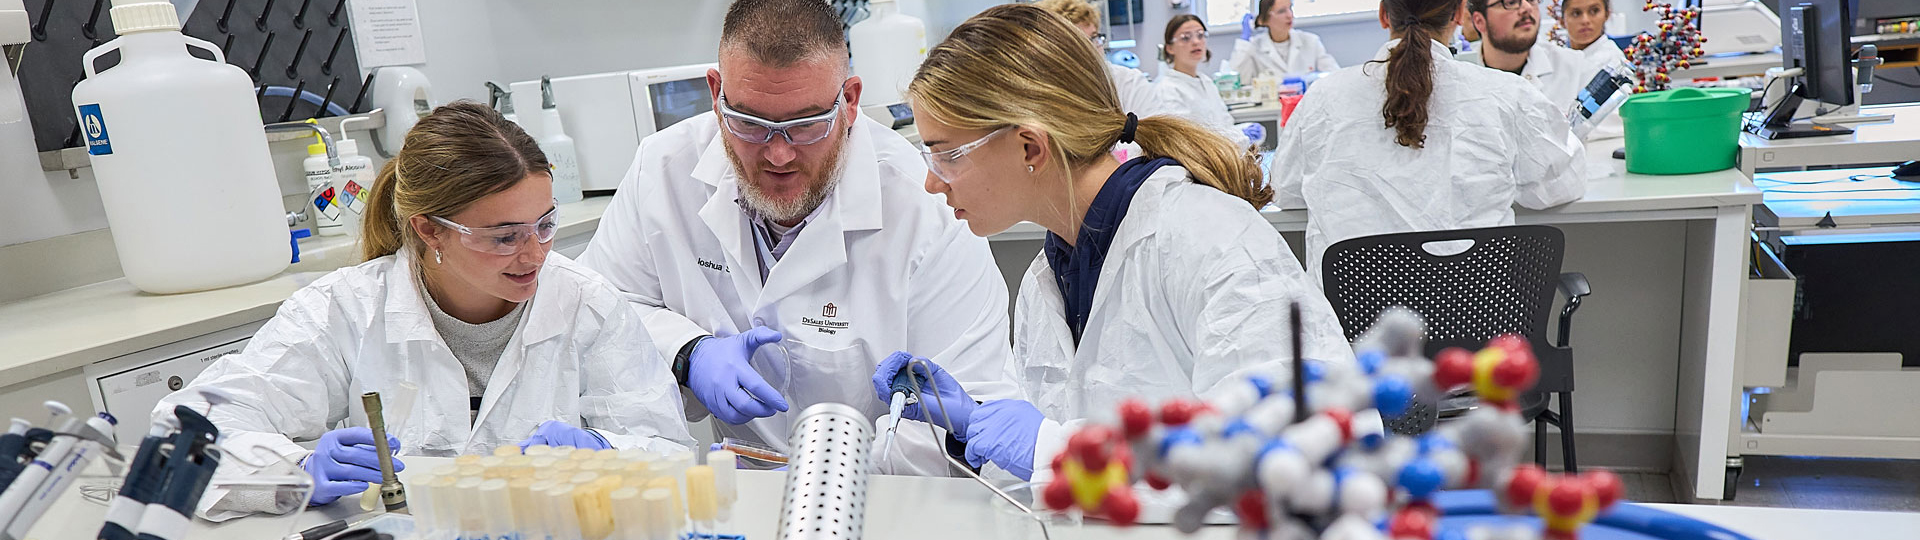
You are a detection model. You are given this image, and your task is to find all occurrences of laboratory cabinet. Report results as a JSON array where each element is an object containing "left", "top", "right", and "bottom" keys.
[{"left": 82, "top": 320, "right": 266, "bottom": 445}]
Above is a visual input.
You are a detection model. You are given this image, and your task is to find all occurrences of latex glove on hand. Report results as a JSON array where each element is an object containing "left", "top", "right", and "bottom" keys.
[
  {"left": 303, "top": 427, "right": 404, "bottom": 505},
  {"left": 518, "top": 420, "right": 609, "bottom": 452},
  {"left": 688, "top": 327, "right": 790, "bottom": 425},
  {"left": 964, "top": 400, "right": 1046, "bottom": 481},
  {"left": 1240, "top": 13, "right": 1257, "bottom": 41},
  {"left": 871, "top": 352, "right": 976, "bottom": 436},
  {"left": 1242, "top": 122, "right": 1267, "bottom": 146}
]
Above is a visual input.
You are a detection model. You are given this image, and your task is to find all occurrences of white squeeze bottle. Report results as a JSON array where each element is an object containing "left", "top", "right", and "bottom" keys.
[
  {"left": 849, "top": 0, "right": 927, "bottom": 106},
  {"left": 332, "top": 138, "right": 373, "bottom": 237},
  {"left": 538, "top": 76, "right": 584, "bottom": 204},
  {"left": 69, "top": 0, "right": 289, "bottom": 293},
  {"left": 303, "top": 132, "right": 344, "bottom": 237}
]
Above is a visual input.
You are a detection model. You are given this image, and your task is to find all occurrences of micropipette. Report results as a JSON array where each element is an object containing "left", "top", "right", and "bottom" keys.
[{"left": 878, "top": 367, "right": 919, "bottom": 461}]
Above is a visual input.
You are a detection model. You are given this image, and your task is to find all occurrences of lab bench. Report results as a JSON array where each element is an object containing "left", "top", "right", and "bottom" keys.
[{"left": 23, "top": 455, "right": 1920, "bottom": 540}]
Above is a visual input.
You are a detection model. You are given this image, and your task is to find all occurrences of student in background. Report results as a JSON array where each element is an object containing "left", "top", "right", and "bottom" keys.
[
  {"left": 1270, "top": 0, "right": 1585, "bottom": 274},
  {"left": 1153, "top": 14, "right": 1257, "bottom": 147},
  {"left": 1561, "top": 0, "right": 1626, "bottom": 67},
  {"left": 1460, "top": 0, "right": 1597, "bottom": 105},
  {"left": 1230, "top": 0, "right": 1341, "bottom": 80}
]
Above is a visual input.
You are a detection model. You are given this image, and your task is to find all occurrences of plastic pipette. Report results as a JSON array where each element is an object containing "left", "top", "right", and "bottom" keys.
[
  {"left": 685, "top": 466, "right": 718, "bottom": 537},
  {"left": 706, "top": 449, "right": 738, "bottom": 521},
  {"left": 879, "top": 367, "right": 919, "bottom": 461},
  {"left": 640, "top": 488, "right": 675, "bottom": 540}
]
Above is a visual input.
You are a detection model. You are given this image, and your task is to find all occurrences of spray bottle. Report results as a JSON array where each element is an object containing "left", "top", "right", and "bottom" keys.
[{"left": 538, "top": 76, "right": 585, "bottom": 204}]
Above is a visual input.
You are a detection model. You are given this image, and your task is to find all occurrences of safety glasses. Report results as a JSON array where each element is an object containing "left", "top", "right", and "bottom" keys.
[
  {"left": 921, "top": 126, "right": 1013, "bottom": 184},
  {"left": 428, "top": 205, "right": 559, "bottom": 256},
  {"left": 717, "top": 82, "right": 849, "bottom": 146}
]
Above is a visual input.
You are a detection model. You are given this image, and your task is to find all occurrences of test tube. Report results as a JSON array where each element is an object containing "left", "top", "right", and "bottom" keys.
[
  {"left": 407, "top": 474, "right": 440, "bottom": 538},
  {"left": 622, "top": 461, "right": 652, "bottom": 483},
  {"left": 595, "top": 448, "right": 622, "bottom": 461},
  {"left": 478, "top": 479, "right": 518, "bottom": 540},
  {"left": 569, "top": 448, "right": 599, "bottom": 461},
  {"left": 428, "top": 474, "right": 461, "bottom": 536},
  {"left": 618, "top": 448, "right": 661, "bottom": 463},
  {"left": 508, "top": 478, "right": 542, "bottom": 538},
  {"left": 456, "top": 454, "right": 484, "bottom": 467},
  {"left": 609, "top": 487, "right": 645, "bottom": 540},
  {"left": 524, "top": 444, "right": 555, "bottom": 457},
  {"left": 540, "top": 484, "right": 584, "bottom": 540},
  {"left": 494, "top": 445, "right": 522, "bottom": 457},
  {"left": 685, "top": 465, "right": 718, "bottom": 537},
  {"left": 707, "top": 449, "right": 738, "bottom": 521},
  {"left": 480, "top": 456, "right": 509, "bottom": 478},
  {"left": 573, "top": 479, "right": 616, "bottom": 540},
  {"left": 645, "top": 476, "right": 685, "bottom": 533},
  {"left": 453, "top": 477, "right": 487, "bottom": 539},
  {"left": 640, "top": 488, "right": 677, "bottom": 540}
]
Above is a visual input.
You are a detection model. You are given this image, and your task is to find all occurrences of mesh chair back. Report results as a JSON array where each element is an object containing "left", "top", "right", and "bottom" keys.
[{"left": 1321, "top": 225, "right": 1567, "bottom": 362}]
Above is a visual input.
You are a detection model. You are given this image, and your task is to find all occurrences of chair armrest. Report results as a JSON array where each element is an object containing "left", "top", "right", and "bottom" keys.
[{"left": 1556, "top": 272, "right": 1591, "bottom": 348}]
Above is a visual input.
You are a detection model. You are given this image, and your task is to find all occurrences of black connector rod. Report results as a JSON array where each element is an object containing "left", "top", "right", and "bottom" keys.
[
  {"left": 327, "top": 0, "right": 347, "bottom": 26},
  {"left": 314, "top": 76, "right": 341, "bottom": 119},
  {"left": 320, "top": 27, "right": 347, "bottom": 76},
  {"left": 249, "top": 32, "right": 276, "bottom": 80},
  {"left": 217, "top": 0, "right": 238, "bottom": 33},
  {"left": 286, "top": 30, "right": 313, "bottom": 80},
  {"left": 31, "top": 0, "right": 55, "bottom": 41},
  {"left": 222, "top": 34, "right": 236, "bottom": 55},
  {"left": 65, "top": 125, "right": 82, "bottom": 148},
  {"left": 81, "top": 0, "right": 105, "bottom": 41},
  {"left": 277, "top": 79, "right": 307, "bottom": 123},
  {"left": 348, "top": 71, "right": 375, "bottom": 114},
  {"left": 1290, "top": 302, "right": 1307, "bottom": 424},
  {"left": 292, "top": 0, "right": 313, "bottom": 29},
  {"left": 255, "top": 0, "right": 277, "bottom": 32}
]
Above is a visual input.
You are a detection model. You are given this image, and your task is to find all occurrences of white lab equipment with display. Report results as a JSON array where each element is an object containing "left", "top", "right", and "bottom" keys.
[{"left": 510, "top": 63, "right": 717, "bottom": 194}]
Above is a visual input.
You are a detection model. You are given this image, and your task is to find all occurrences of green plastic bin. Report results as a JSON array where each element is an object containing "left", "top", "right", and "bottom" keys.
[{"left": 1618, "top": 87, "right": 1752, "bottom": 175}]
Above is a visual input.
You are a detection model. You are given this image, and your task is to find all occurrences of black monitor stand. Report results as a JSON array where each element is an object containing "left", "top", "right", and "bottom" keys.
[{"left": 1750, "top": 82, "right": 1855, "bottom": 140}]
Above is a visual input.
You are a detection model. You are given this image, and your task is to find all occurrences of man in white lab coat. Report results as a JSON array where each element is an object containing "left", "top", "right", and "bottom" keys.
[
  {"left": 1459, "top": 0, "right": 1599, "bottom": 106},
  {"left": 578, "top": 0, "right": 1017, "bottom": 474}
]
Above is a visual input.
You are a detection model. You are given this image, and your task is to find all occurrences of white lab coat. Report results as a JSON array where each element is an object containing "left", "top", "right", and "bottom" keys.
[
  {"left": 1110, "top": 63, "right": 1169, "bottom": 118},
  {"left": 1272, "top": 39, "right": 1586, "bottom": 273},
  {"left": 1153, "top": 67, "right": 1251, "bottom": 147},
  {"left": 578, "top": 115, "right": 1019, "bottom": 475},
  {"left": 1013, "top": 165, "right": 1354, "bottom": 483},
  {"left": 157, "top": 251, "right": 693, "bottom": 519},
  {"left": 1579, "top": 37, "right": 1627, "bottom": 71},
  {"left": 1228, "top": 29, "right": 1340, "bottom": 80},
  {"left": 1460, "top": 39, "right": 1599, "bottom": 108}
]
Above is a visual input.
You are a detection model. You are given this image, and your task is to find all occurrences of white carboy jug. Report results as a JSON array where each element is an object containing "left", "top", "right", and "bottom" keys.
[{"left": 71, "top": 0, "right": 290, "bottom": 294}]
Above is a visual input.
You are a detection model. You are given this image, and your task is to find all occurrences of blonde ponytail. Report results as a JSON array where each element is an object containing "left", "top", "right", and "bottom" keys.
[{"left": 1132, "top": 116, "right": 1271, "bottom": 208}]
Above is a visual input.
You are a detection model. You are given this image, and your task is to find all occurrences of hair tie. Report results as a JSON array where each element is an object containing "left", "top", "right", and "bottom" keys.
[{"left": 1119, "top": 113, "right": 1139, "bottom": 144}]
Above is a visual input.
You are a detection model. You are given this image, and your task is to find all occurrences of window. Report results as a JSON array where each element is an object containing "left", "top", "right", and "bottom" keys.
[{"left": 1204, "top": 0, "right": 1380, "bottom": 27}]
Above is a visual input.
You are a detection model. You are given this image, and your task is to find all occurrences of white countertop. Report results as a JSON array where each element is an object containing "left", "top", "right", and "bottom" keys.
[
  {"left": 993, "top": 138, "right": 1762, "bottom": 241},
  {"left": 1757, "top": 166, "right": 1920, "bottom": 230},
  {"left": 27, "top": 455, "right": 1920, "bottom": 540},
  {"left": 0, "top": 197, "right": 613, "bottom": 385}
]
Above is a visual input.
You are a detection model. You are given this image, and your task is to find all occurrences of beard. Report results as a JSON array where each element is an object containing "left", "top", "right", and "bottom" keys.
[
  {"left": 1487, "top": 17, "right": 1538, "bottom": 55},
  {"left": 727, "top": 132, "right": 848, "bottom": 224}
]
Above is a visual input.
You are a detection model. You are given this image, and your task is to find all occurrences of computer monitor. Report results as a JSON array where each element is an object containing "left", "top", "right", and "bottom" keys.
[{"left": 1752, "top": 0, "right": 1856, "bottom": 139}]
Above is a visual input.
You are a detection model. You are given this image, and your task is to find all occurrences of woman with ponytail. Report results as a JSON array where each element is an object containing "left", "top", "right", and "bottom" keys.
[
  {"left": 1270, "top": 0, "right": 1585, "bottom": 275},
  {"left": 159, "top": 101, "right": 690, "bottom": 518},
  {"left": 864, "top": 4, "right": 1350, "bottom": 483}
]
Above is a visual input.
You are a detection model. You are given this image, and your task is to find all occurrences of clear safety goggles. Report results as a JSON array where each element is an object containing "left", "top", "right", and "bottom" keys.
[
  {"left": 716, "top": 82, "right": 849, "bottom": 146},
  {"left": 428, "top": 204, "right": 559, "bottom": 256},
  {"left": 921, "top": 126, "right": 1013, "bottom": 184}
]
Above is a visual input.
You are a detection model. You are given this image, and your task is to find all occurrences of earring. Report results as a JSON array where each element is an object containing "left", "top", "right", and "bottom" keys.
[
  {"left": 1027, "top": 165, "right": 1035, "bottom": 173},
  {"left": 434, "top": 250, "right": 442, "bottom": 264}
]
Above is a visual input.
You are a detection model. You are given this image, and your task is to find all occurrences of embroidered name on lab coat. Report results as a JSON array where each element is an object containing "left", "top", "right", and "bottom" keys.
[{"left": 697, "top": 258, "right": 730, "bottom": 273}]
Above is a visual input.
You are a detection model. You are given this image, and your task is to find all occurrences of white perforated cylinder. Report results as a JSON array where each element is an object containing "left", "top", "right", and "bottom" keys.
[{"left": 776, "top": 403, "right": 873, "bottom": 540}]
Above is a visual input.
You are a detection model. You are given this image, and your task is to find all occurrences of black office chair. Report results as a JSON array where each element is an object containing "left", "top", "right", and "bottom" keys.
[{"left": 1321, "top": 225, "right": 1591, "bottom": 472}]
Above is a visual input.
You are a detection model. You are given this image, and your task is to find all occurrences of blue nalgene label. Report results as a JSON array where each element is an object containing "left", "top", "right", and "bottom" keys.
[{"left": 78, "top": 104, "right": 112, "bottom": 156}]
